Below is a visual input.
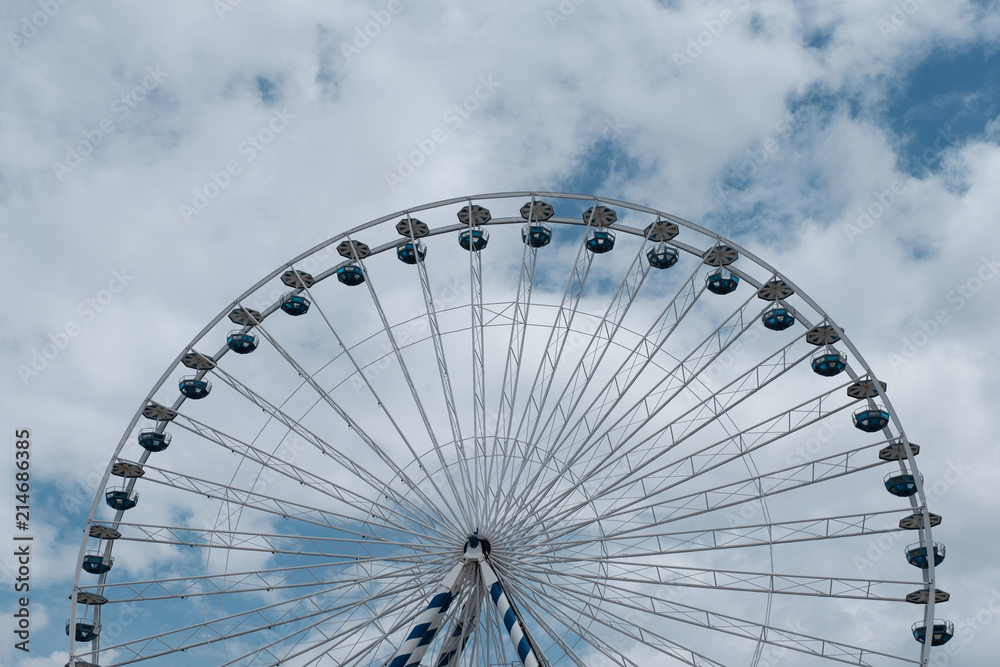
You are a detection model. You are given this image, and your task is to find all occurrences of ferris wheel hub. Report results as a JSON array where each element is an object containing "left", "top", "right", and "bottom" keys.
[{"left": 464, "top": 532, "right": 492, "bottom": 558}]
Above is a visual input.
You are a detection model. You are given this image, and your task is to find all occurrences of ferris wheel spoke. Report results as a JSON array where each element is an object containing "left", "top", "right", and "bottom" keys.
[
  {"left": 404, "top": 217, "right": 479, "bottom": 524},
  {"left": 530, "top": 231, "right": 651, "bottom": 452},
  {"left": 493, "top": 256, "right": 598, "bottom": 533},
  {"left": 78, "top": 558, "right": 417, "bottom": 603},
  {"left": 115, "top": 521, "right": 454, "bottom": 563},
  {"left": 95, "top": 564, "right": 434, "bottom": 664},
  {"left": 280, "top": 269, "right": 472, "bottom": 534},
  {"left": 452, "top": 588, "right": 490, "bottom": 667},
  {"left": 199, "top": 366, "right": 454, "bottom": 537},
  {"left": 320, "top": 561, "right": 481, "bottom": 667},
  {"left": 527, "top": 570, "right": 917, "bottom": 665},
  {"left": 495, "top": 232, "right": 653, "bottom": 534},
  {"left": 546, "top": 437, "right": 891, "bottom": 541},
  {"left": 512, "top": 207, "right": 597, "bottom": 452},
  {"left": 217, "top": 566, "right": 445, "bottom": 667},
  {"left": 161, "top": 414, "right": 453, "bottom": 543},
  {"left": 482, "top": 596, "right": 505, "bottom": 667},
  {"left": 528, "top": 508, "right": 912, "bottom": 557},
  {"left": 547, "top": 262, "right": 706, "bottom": 453},
  {"left": 219, "top": 577, "right": 426, "bottom": 667},
  {"left": 339, "top": 250, "right": 477, "bottom": 532},
  {"left": 243, "top": 319, "right": 466, "bottom": 535},
  {"left": 495, "top": 567, "right": 631, "bottom": 667},
  {"left": 491, "top": 263, "right": 708, "bottom": 536},
  {"left": 529, "top": 381, "right": 858, "bottom": 544},
  {"left": 119, "top": 458, "right": 447, "bottom": 547},
  {"left": 499, "top": 566, "right": 729, "bottom": 667},
  {"left": 432, "top": 585, "right": 482, "bottom": 667},
  {"left": 466, "top": 202, "right": 489, "bottom": 528},
  {"left": 483, "top": 222, "right": 539, "bottom": 535},
  {"left": 505, "top": 557, "right": 920, "bottom": 602},
  {"left": 308, "top": 568, "right": 461, "bottom": 667},
  {"left": 481, "top": 576, "right": 592, "bottom": 667},
  {"left": 641, "top": 340, "right": 815, "bottom": 455},
  {"left": 503, "top": 293, "right": 769, "bottom": 543}
]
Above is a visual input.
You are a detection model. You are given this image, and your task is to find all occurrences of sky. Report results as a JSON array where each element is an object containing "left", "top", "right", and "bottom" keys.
[{"left": 2, "top": 0, "right": 1000, "bottom": 665}]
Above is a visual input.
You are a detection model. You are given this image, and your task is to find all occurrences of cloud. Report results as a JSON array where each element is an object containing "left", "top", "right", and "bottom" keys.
[{"left": 2, "top": 0, "right": 999, "bottom": 664}]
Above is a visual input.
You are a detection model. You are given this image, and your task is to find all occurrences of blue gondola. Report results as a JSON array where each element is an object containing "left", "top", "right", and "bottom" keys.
[
  {"left": 707, "top": 269, "right": 739, "bottom": 295},
  {"left": 853, "top": 406, "right": 889, "bottom": 432},
  {"left": 396, "top": 240, "right": 427, "bottom": 264},
  {"left": 521, "top": 223, "right": 552, "bottom": 248},
  {"left": 138, "top": 429, "right": 171, "bottom": 452},
  {"left": 762, "top": 307, "right": 795, "bottom": 331},
  {"left": 227, "top": 331, "right": 258, "bottom": 354},
  {"left": 280, "top": 294, "right": 310, "bottom": 316},
  {"left": 67, "top": 620, "right": 100, "bottom": 642},
  {"left": 82, "top": 551, "right": 114, "bottom": 575},
  {"left": 906, "top": 542, "right": 946, "bottom": 569},
  {"left": 459, "top": 227, "right": 489, "bottom": 251},
  {"left": 884, "top": 471, "right": 920, "bottom": 497},
  {"left": 647, "top": 244, "right": 679, "bottom": 269},
  {"left": 811, "top": 351, "right": 847, "bottom": 376},
  {"left": 912, "top": 620, "right": 954, "bottom": 646},
  {"left": 586, "top": 228, "right": 615, "bottom": 253},
  {"left": 105, "top": 487, "right": 138, "bottom": 511},
  {"left": 337, "top": 264, "right": 365, "bottom": 286},
  {"left": 179, "top": 376, "right": 211, "bottom": 399}
]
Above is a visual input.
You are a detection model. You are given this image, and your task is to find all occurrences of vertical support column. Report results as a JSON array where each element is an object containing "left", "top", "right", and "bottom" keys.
[
  {"left": 466, "top": 202, "right": 487, "bottom": 527},
  {"left": 479, "top": 559, "right": 542, "bottom": 667},
  {"left": 388, "top": 561, "right": 467, "bottom": 667},
  {"left": 434, "top": 594, "right": 482, "bottom": 667}
]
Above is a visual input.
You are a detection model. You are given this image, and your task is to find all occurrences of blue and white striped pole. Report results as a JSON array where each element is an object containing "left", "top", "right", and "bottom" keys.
[
  {"left": 434, "top": 595, "right": 480, "bottom": 667},
  {"left": 387, "top": 562, "right": 466, "bottom": 667},
  {"left": 479, "top": 559, "right": 541, "bottom": 667}
]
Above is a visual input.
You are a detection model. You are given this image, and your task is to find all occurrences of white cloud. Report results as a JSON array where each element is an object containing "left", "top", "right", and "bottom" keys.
[{"left": 2, "top": 0, "right": 999, "bottom": 664}]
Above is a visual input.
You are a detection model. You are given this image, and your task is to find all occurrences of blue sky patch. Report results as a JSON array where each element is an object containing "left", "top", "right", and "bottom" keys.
[
  {"left": 885, "top": 44, "right": 1000, "bottom": 176},
  {"left": 256, "top": 75, "right": 279, "bottom": 105}
]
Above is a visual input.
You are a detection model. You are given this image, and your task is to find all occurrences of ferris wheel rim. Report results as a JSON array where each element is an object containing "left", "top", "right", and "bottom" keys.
[{"left": 70, "top": 191, "right": 942, "bottom": 667}]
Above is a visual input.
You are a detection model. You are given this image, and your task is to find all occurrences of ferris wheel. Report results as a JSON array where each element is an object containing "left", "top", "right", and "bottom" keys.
[{"left": 69, "top": 192, "right": 951, "bottom": 667}]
